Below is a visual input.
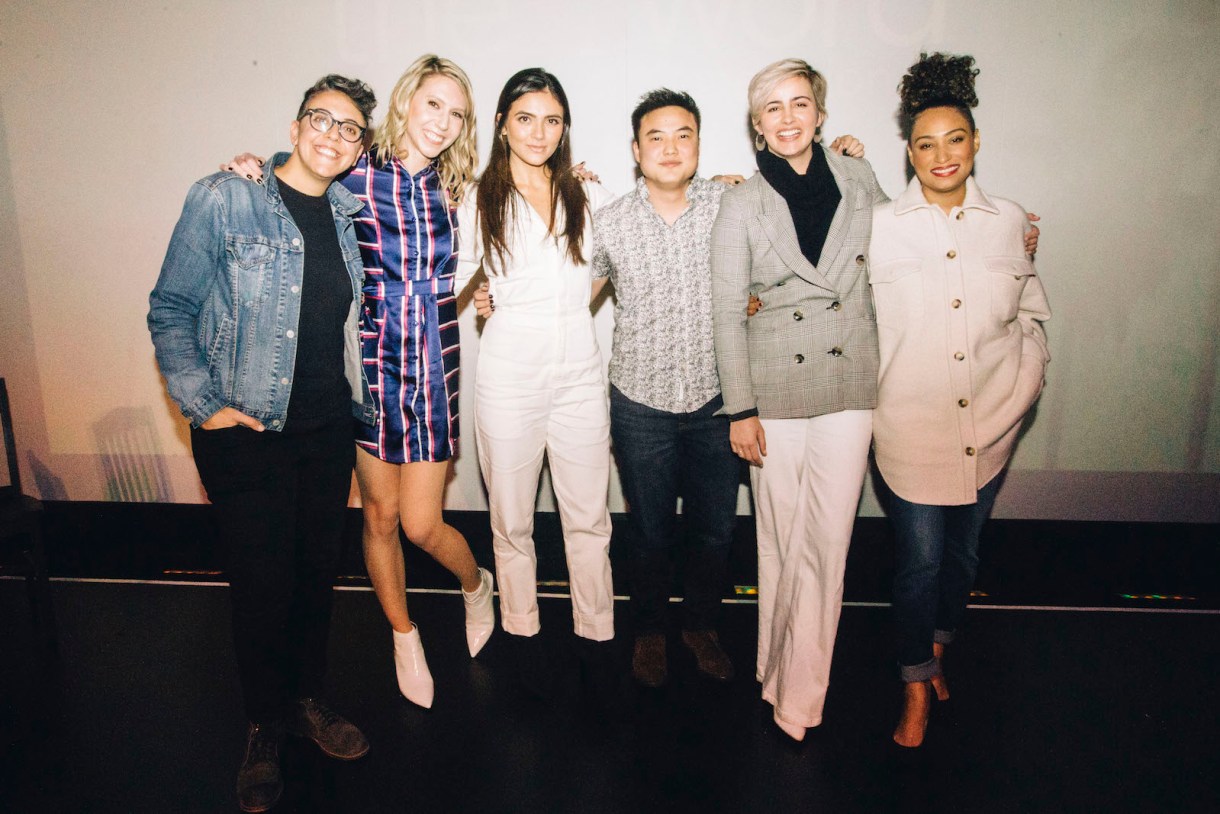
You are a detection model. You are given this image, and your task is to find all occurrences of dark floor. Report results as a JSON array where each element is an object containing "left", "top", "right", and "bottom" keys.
[{"left": 1, "top": 505, "right": 1218, "bottom": 813}]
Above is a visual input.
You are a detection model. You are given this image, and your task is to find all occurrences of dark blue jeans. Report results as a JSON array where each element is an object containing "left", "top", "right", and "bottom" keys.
[
  {"left": 884, "top": 473, "right": 1001, "bottom": 682},
  {"left": 610, "top": 386, "right": 740, "bottom": 634}
]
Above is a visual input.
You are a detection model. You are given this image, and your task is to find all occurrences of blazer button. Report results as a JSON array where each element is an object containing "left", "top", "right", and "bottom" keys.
[
  {"left": 828, "top": 347, "right": 843, "bottom": 357},
  {"left": 793, "top": 310, "right": 804, "bottom": 321},
  {"left": 951, "top": 299, "right": 962, "bottom": 309},
  {"left": 954, "top": 351, "right": 965, "bottom": 361},
  {"left": 956, "top": 212, "right": 964, "bottom": 221},
  {"left": 958, "top": 398, "right": 969, "bottom": 407},
  {"left": 946, "top": 250, "right": 957, "bottom": 259},
  {"left": 777, "top": 279, "right": 786, "bottom": 286},
  {"left": 794, "top": 354, "right": 805, "bottom": 363},
  {"left": 829, "top": 301, "right": 842, "bottom": 311},
  {"left": 965, "top": 446, "right": 976, "bottom": 456},
  {"left": 855, "top": 255, "right": 865, "bottom": 265}
]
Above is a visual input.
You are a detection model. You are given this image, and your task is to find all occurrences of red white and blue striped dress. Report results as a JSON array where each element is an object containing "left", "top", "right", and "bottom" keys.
[{"left": 346, "top": 154, "right": 460, "bottom": 463}]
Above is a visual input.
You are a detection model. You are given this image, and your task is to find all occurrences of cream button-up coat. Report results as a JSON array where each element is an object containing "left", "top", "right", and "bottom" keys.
[{"left": 869, "top": 176, "right": 1051, "bottom": 506}]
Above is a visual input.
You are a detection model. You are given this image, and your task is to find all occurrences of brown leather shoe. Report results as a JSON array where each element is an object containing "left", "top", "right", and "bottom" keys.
[
  {"left": 681, "top": 630, "right": 735, "bottom": 681},
  {"left": 289, "top": 698, "right": 369, "bottom": 760},
  {"left": 632, "top": 633, "right": 667, "bottom": 687}
]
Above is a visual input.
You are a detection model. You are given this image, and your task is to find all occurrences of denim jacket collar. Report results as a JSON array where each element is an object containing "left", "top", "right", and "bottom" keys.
[{"left": 263, "top": 151, "right": 364, "bottom": 218}]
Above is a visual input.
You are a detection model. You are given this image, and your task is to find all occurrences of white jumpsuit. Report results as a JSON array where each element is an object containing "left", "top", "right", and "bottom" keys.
[{"left": 457, "top": 183, "right": 615, "bottom": 641}]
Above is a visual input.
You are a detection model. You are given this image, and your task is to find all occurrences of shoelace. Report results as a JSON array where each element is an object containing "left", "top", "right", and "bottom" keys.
[
  {"left": 246, "top": 725, "right": 279, "bottom": 763},
  {"left": 301, "top": 699, "right": 339, "bottom": 729}
]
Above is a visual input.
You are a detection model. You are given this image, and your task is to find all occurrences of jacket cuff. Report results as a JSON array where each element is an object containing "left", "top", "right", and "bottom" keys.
[{"left": 725, "top": 407, "right": 759, "bottom": 422}]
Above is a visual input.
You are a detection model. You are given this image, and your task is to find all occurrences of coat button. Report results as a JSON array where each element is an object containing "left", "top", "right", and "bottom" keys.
[
  {"left": 828, "top": 347, "right": 843, "bottom": 357},
  {"left": 958, "top": 398, "right": 969, "bottom": 407},
  {"left": 856, "top": 255, "right": 865, "bottom": 265},
  {"left": 291, "top": 238, "right": 301, "bottom": 246},
  {"left": 946, "top": 250, "right": 957, "bottom": 259},
  {"left": 271, "top": 419, "right": 281, "bottom": 427},
  {"left": 951, "top": 299, "right": 962, "bottom": 308},
  {"left": 291, "top": 285, "right": 300, "bottom": 294},
  {"left": 829, "top": 301, "right": 842, "bottom": 311},
  {"left": 286, "top": 330, "right": 295, "bottom": 338},
  {"left": 793, "top": 310, "right": 804, "bottom": 321},
  {"left": 777, "top": 279, "right": 786, "bottom": 286},
  {"left": 794, "top": 354, "right": 805, "bottom": 363},
  {"left": 280, "top": 377, "right": 290, "bottom": 385},
  {"left": 965, "top": 446, "right": 976, "bottom": 456},
  {"left": 956, "top": 212, "right": 964, "bottom": 221},
  {"left": 954, "top": 351, "right": 965, "bottom": 361}
]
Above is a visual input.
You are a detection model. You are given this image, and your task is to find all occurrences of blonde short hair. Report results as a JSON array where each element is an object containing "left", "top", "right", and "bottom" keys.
[
  {"left": 747, "top": 58, "right": 828, "bottom": 123},
  {"left": 372, "top": 54, "right": 478, "bottom": 204}
]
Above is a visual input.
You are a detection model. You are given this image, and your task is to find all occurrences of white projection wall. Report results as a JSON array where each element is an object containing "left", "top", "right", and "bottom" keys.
[{"left": 1, "top": 0, "right": 1217, "bottom": 520}]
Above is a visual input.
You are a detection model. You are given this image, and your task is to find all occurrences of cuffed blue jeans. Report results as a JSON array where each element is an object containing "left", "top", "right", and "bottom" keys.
[
  {"left": 609, "top": 386, "right": 739, "bottom": 634},
  {"left": 884, "top": 473, "right": 1001, "bottom": 683}
]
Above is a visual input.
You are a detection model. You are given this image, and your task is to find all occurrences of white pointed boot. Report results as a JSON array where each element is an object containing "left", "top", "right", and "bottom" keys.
[
  {"left": 463, "top": 567, "right": 495, "bottom": 658},
  {"left": 392, "top": 624, "right": 434, "bottom": 708}
]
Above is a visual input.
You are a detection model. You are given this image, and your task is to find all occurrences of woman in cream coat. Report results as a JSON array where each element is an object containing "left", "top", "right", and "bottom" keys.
[{"left": 870, "top": 53, "right": 1050, "bottom": 747}]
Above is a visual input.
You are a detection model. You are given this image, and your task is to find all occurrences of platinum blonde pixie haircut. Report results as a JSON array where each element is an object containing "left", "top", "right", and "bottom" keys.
[
  {"left": 372, "top": 54, "right": 478, "bottom": 204},
  {"left": 747, "top": 58, "right": 828, "bottom": 123}
]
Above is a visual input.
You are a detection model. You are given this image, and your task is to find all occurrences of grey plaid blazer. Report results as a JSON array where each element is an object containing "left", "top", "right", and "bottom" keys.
[{"left": 710, "top": 147, "right": 889, "bottom": 420}]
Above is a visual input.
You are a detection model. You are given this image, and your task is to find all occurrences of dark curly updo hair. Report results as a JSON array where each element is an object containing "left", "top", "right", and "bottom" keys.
[{"left": 898, "top": 52, "right": 979, "bottom": 142}]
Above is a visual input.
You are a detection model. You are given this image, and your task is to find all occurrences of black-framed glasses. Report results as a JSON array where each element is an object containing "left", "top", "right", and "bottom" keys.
[{"left": 300, "top": 108, "right": 366, "bottom": 143}]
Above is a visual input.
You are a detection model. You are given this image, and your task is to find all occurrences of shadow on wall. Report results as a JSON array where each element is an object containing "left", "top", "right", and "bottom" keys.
[
  {"left": 93, "top": 407, "right": 173, "bottom": 502},
  {"left": 26, "top": 453, "right": 67, "bottom": 500}
]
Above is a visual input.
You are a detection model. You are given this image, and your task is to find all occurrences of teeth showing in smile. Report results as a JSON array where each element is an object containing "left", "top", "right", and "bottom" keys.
[
  {"left": 931, "top": 165, "right": 959, "bottom": 177},
  {"left": 778, "top": 129, "right": 800, "bottom": 138}
]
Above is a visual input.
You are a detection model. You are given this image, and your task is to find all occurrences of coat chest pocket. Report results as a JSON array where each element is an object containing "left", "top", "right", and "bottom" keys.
[
  {"left": 227, "top": 240, "right": 277, "bottom": 304},
  {"left": 983, "top": 256, "right": 1035, "bottom": 323},
  {"left": 868, "top": 258, "right": 923, "bottom": 329}
]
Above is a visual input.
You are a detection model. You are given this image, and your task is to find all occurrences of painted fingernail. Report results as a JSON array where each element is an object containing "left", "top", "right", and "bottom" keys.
[
  {"left": 246, "top": 174, "right": 253, "bottom": 179},
  {"left": 257, "top": 159, "right": 264, "bottom": 166},
  {"left": 256, "top": 179, "right": 263, "bottom": 185}
]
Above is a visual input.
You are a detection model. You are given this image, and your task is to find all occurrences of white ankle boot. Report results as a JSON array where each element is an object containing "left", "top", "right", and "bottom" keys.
[
  {"left": 392, "top": 624, "right": 434, "bottom": 708},
  {"left": 463, "top": 567, "right": 495, "bottom": 658}
]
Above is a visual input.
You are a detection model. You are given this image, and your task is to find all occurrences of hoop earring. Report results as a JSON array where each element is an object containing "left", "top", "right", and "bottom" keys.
[{"left": 754, "top": 132, "right": 766, "bottom": 151}]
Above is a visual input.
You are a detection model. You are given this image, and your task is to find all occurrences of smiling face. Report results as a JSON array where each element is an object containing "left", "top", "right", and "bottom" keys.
[
  {"left": 499, "top": 90, "right": 566, "bottom": 172},
  {"left": 907, "top": 105, "right": 980, "bottom": 212},
  {"left": 284, "top": 89, "right": 367, "bottom": 194},
  {"left": 632, "top": 105, "right": 700, "bottom": 193},
  {"left": 753, "top": 74, "right": 825, "bottom": 173},
  {"left": 398, "top": 73, "right": 469, "bottom": 173}
]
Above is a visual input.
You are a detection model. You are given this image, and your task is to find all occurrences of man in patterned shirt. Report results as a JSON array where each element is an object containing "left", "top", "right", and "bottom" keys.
[{"left": 591, "top": 89, "right": 741, "bottom": 687}]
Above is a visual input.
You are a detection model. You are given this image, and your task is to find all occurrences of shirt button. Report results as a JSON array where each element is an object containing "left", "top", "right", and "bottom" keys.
[
  {"left": 794, "top": 354, "right": 805, "bottom": 363},
  {"left": 280, "top": 377, "right": 290, "bottom": 385},
  {"left": 828, "top": 347, "right": 843, "bottom": 357},
  {"left": 951, "top": 299, "right": 962, "bottom": 309},
  {"left": 291, "top": 238, "right": 301, "bottom": 246},
  {"left": 291, "top": 285, "right": 300, "bottom": 294},
  {"left": 829, "top": 301, "right": 842, "bottom": 311},
  {"left": 856, "top": 255, "right": 866, "bottom": 265},
  {"left": 954, "top": 351, "right": 965, "bottom": 361},
  {"left": 776, "top": 280, "right": 786, "bottom": 286},
  {"left": 793, "top": 310, "right": 804, "bottom": 321},
  {"left": 965, "top": 446, "right": 976, "bottom": 456},
  {"left": 946, "top": 250, "right": 957, "bottom": 259},
  {"left": 286, "top": 330, "right": 295, "bottom": 338},
  {"left": 956, "top": 212, "right": 964, "bottom": 221},
  {"left": 958, "top": 398, "right": 969, "bottom": 407}
]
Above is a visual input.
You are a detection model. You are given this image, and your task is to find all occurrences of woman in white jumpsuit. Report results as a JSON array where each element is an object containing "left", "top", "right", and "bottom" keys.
[{"left": 456, "top": 68, "right": 615, "bottom": 692}]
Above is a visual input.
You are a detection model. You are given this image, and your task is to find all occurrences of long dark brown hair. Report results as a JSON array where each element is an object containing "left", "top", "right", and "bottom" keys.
[{"left": 476, "top": 68, "right": 588, "bottom": 273}]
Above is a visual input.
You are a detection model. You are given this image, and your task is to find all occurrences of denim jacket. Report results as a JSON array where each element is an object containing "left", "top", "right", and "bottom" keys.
[{"left": 148, "top": 152, "right": 376, "bottom": 430}]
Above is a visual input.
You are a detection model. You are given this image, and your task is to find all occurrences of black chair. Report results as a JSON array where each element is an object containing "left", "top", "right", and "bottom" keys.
[{"left": 0, "top": 378, "right": 57, "bottom": 650}]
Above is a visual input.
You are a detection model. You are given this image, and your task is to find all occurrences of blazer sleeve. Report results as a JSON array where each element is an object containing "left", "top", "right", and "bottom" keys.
[{"left": 710, "top": 189, "right": 757, "bottom": 419}]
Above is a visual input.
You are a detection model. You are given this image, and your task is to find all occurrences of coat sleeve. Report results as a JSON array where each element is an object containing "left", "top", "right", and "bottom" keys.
[
  {"left": 147, "top": 182, "right": 227, "bottom": 427},
  {"left": 710, "top": 189, "right": 757, "bottom": 418}
]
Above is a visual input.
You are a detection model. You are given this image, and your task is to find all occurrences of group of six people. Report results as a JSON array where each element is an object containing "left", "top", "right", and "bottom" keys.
[{"left": 148, "top": 50, "right": 1049, "bottom": 812}]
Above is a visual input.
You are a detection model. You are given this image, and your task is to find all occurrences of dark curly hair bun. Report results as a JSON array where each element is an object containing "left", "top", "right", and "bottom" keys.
[{"left": 897, "top": 52, "right": 979, "bottom": 140}]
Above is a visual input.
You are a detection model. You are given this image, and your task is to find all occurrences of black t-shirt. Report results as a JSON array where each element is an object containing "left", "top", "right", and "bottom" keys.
[{"left": 278, "top": 178, "right": 351, "bottom": 429}]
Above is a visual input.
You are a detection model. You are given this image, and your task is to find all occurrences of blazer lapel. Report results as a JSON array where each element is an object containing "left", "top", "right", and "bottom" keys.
[
  {"left": 757, "top": 181, "right": 837, "bottom": 293},
  {"left": 816, "top": 150, "right": 859, "bottom": 282}
]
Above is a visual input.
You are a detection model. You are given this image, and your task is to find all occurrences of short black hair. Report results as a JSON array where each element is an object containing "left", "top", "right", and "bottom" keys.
[
  {"left": 296, "top": 74, "right": 378, "bottom": 128},
  {"left": 631, "top": 88, "right": 700, "bottom": 142}
]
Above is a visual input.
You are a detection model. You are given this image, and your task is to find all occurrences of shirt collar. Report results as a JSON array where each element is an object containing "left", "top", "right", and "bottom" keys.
[
  {"left": 893, "top": 175, "right": 998, "bottom": 216},
  {"left": 634, "top": 175, "right": 713, "bottom": 209}
]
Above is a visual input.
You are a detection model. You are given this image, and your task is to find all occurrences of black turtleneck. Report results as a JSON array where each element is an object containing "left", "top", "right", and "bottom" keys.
[{"left": 756, "top": 145, "right": 841, "bottom": 269}]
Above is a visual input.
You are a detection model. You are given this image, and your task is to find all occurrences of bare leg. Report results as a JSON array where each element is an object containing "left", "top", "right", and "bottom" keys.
[
  {"left": 355, "top": 449, "right": 413, "bottom": 633},
  {"left": 397, "top": 459, "right": 480, "bottom": 593}
]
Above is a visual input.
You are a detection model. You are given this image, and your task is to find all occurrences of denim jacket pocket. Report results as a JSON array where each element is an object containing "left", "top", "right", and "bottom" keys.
[{"left": 227, "top": 239, "right": 277, "bottom": 306}]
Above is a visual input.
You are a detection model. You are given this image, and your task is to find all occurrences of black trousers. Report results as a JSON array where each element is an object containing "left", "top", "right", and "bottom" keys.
[{"left": 191, "top": 418, "right": 353, "bottom": 724}]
